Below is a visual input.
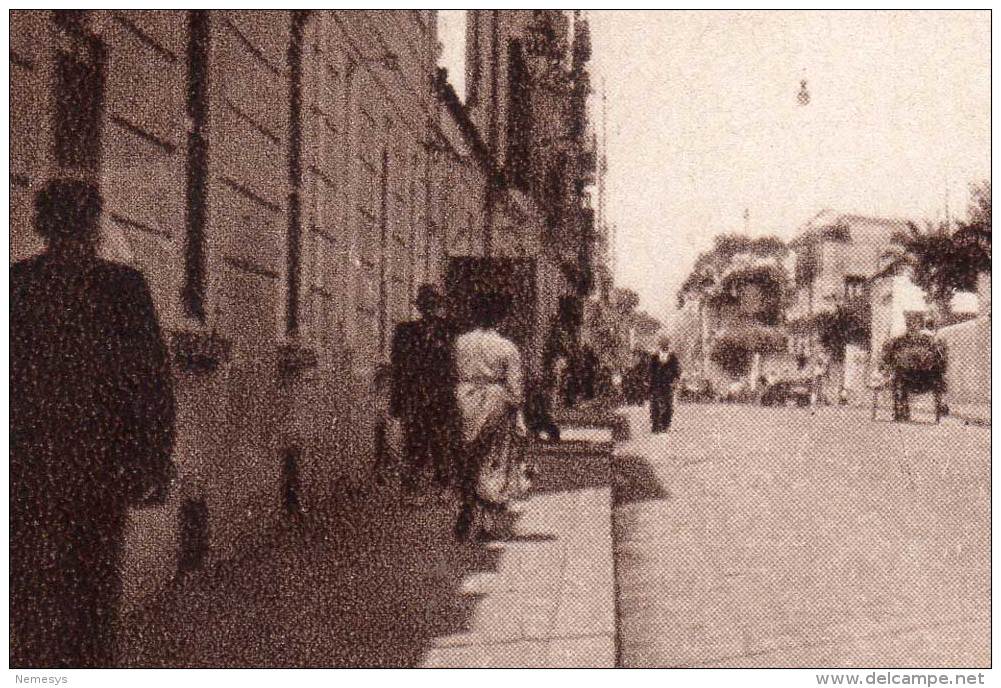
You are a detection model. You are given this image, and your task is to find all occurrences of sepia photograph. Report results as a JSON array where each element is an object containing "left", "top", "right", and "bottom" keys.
[{"left": 7, "top": 7, "right": 992, "bottom": 677}]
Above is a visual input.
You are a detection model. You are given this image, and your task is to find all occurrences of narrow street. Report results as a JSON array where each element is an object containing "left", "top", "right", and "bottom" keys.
[{"left": 613, "top": 402, "right": 991, "bottom": 667}]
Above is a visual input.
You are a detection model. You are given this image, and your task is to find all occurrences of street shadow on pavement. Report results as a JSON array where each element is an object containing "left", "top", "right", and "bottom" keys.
[
  {"left": 530, "top": 445, "right": 612, "bottom": 495},
  {"left": 119, "top": 485, "right": 503, "bottom": 668},
  {"left": 613, "top": 453, "right": 669, "bottom": 506}
]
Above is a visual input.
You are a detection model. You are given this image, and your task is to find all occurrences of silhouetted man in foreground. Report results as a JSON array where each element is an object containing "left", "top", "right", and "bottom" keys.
[
  {"left": 649, "top": 338, "right": 681, "bottom": 433},
  {"left": 389, "top": 284, "right": 457, "bottom": 491},
  {"left": 10, "top": 179, "right": 176, "bottom": 667}
]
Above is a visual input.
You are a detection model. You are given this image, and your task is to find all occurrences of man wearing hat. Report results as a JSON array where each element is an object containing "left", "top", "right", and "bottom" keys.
[
  {"left": 10, "top": 178, "right": 176, "bottom": 667},
  {"left": 389, "top": 284, "right": 458, "bottom": 491},
  {"left": 649, "top": 336, "right": 681, "bottom": 433}
]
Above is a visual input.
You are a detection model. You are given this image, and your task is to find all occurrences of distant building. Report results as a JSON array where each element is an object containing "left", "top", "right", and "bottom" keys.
[
  {"left": 786, "top": 211, "right": 915, "bottom": 399},
  {"left": 788, "top": 211, "right": 910, "bottom": 330},
  {"left": 789, "top": 210, "right": 983, "bottom": 403}
]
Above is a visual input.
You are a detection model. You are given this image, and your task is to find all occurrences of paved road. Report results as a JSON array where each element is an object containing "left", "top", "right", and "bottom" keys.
[{"left": 613, "top": 402, "right": 990, "bottom": 668}]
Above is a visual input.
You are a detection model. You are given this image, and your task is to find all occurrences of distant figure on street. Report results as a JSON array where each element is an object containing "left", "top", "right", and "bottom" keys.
[
  {"left": 809, "top": 354, "right": 829, "bottom": 408},
  {"left": 389, "top": 284, "right": 457, "bottom": 491},
  {"left": 540, "top": 323, "right": 570, "bottom": 421},
  {"left": 561, "top": 343, "right": 581, "bottom": 408},
  {"left": 649, "top": 339, "right": 681, "bottom": 433},
  {"left": 453, "top": 292, "right": 528, "bottom": 540},
  {"left": 10, "top": 179, "right": 176, "bottom": 668}
]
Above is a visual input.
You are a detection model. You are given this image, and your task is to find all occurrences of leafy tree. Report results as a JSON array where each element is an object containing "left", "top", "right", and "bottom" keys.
[
  {"left": 677, "top": 233, "right": 788, "bottom": 308},
  {"left": 965, "top": 179, "right": 991, "bottom": 228},
  {"left": 710, "top": 336, "right": 753, "bottom": 378},
  {"left": 710, "top": 325, "right": 787, "bottom": 378},
  {"left": 583, "top": 287, "right": 662, "bottom": 373},
  {"left": 882, "top": 221, "right": 980, "bottom": 319},
  {"left": 610, "top": 287, "right": 640, "bottom": 315},
  {"left": 953, "top": 179, "right": 991, "bottom": 274},
  {"left": 814, "top": 300, "right": 871, "bottom": 363}
]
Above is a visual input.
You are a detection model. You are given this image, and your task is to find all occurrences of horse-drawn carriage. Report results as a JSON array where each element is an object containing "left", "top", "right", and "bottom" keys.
[{"left": 873, "top": 332, "right": 948, "bottom": 423}]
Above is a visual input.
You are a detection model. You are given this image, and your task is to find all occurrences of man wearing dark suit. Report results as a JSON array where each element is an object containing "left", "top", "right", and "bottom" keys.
[
  {"left": 390, "top": 284, "right": 457, "bottom": 491},
  {"left": 649, "top": 339, "right": 681, "bottom": 433},
  {"left": 10, "top": 179, "right": 176, "bottom": 667}
]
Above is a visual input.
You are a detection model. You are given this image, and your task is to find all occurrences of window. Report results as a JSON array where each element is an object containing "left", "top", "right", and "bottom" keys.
[
  {"left": 183, "top": 10, "right": 209, "bottom": 321},
  {"left": 54, "top": 32, "right": 105, "bottom": 172},
  {"left": 844, "top": 275, "right": 867, "bottom": 302},
  {"left": 506, "top": 39, "right": 531, "bottom": 189}
]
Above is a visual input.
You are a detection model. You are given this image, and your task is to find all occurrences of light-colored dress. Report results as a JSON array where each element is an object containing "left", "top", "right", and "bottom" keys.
[
  {"left": 454, "top": 327, "right": 531, "bottom": 507},
  {"left": 454, "top": 327, "right": 524, "bottom": 445}
]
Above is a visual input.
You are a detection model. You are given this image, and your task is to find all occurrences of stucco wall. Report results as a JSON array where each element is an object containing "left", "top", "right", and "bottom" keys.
[
  {"left": 939, "top": 310, "right": 990, "bottom": 407},
  {"left": 11, "top": 10, "right": 578, "bottom": 616}
]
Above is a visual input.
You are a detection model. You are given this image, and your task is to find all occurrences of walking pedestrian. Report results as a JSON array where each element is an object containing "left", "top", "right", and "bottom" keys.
[
  {"left": 389, "top": 284, "right": 458, "bottom": 492},
  {"left": 10, "top": 179, "right": 176, "bottom": 668},
  {"left": 649, "top": 338, "right": 681, "bottom": 433},
  {"left": 453, "top": 292, "right": 529, "bottom": 540}
]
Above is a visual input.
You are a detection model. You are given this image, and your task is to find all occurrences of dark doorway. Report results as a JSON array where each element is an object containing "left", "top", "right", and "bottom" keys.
[{"left": 445, "top": 257, "right": 537, "bottom": 362}]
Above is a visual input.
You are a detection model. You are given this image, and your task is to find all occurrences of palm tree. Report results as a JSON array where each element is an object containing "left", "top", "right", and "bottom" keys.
[{"left": 881, "top": 221, "right": 979, "bottom": 325}]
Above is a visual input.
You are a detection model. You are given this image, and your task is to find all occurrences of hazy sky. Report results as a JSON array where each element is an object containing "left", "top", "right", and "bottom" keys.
[{"left": 438, "top": 11, "right": 990, "bottom": 326}]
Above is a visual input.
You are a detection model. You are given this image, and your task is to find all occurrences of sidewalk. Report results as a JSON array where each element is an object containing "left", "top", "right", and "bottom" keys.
[
  {"left": 944, "top": 401, "right": 991, "bottom": 426},
  {"left": 120, "top": 435, "right": 617, "bottom": 668},
  {"left": 423, "top": 433, "right": 616, "bottom": 668}
]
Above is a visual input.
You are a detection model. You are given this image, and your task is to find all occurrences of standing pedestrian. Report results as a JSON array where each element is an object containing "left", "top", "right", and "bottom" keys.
[
  {"left": 809, "top": 354, "right": 829, "bottom": 408},
  {"left": 389, "top": 284, "right": 458, "bottom": 492},
  {"left": 525, "top": 375, "right": 560, "bottom": 442},
  {"left": 10, "top": 179, "right": 176, "bottom": 668},
  {"left": 453, "top": 292, "right": 528, "bottom": 540},
  {"left": 649, "top": 338, "right": 681, "bottom": 433}
]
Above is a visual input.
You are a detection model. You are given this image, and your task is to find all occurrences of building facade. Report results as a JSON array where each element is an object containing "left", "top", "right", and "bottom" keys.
[
  {"left": 786, "top": 211, "right": 912, "bottom": 398},
  {"left": 463, "top": 10, "right": 598, "bottom": 343},
  {"left": 10, "top": 10, "right": 596, "bottom": 612},
  {"left": 789, "top": 210, "right": 984, "bottom": 403}
]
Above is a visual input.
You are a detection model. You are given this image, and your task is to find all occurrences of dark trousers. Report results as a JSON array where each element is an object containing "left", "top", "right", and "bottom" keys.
[
  {"left": 10, "top": 510, "right": 125, "bottom": 668},
  {"left": 891, "top": 381, "right": 911, "bottom": 422},
  {"left": 650, "top": 390, "right": 674, "bottom": 432},
  {"left": 401, "top": 403, "right": 455, "bottom": 488}
]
